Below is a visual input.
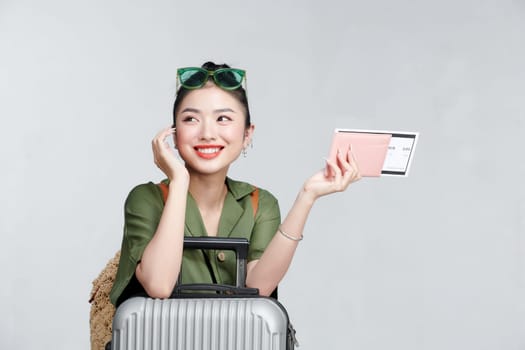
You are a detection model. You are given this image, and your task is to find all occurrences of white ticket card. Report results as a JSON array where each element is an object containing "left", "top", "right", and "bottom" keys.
[{"left": 381, "top": 131, "right": 419, "bottom": 176}]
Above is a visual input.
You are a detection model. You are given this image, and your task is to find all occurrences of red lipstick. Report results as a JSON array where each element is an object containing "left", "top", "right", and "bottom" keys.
[{"left": 194, "top": 145, "right": 223, "bottom": 159}]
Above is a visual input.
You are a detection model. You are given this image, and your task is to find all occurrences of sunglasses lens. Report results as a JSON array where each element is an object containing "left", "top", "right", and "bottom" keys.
[
  {"left": 214, "top": 69, "right": 245, "bottom": 90},
  {"left": 179, "top": 68, "right": 207, "bottom": 89}
]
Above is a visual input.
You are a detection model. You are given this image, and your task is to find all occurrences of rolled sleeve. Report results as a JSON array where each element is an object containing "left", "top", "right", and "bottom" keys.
[
  {"left": 248, "top": 189, "right": 280, "bottom": 262},
  {"left": 109, "top": 183, "right": 163, "bottom": 305},
  {"left": 124, "top": 184, "right": 164, "bottom": 264}
]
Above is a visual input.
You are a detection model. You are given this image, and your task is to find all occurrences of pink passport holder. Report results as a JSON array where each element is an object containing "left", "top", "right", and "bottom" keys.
[{"left": 328, "top": 129, "right": 392, "bottom": 177}]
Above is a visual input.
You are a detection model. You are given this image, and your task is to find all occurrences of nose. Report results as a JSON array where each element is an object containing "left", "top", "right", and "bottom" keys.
[{"left": 199, "top": 117, "right": 217, "bottom": 141}]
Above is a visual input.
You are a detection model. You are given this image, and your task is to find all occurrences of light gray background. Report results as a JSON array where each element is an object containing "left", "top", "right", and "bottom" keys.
[{"left": 1, "top": 0, "right": 524, "bottom": 349}]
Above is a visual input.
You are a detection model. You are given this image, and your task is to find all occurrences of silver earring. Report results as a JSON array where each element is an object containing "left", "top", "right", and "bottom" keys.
[{"left": 244, "top": 140, "right": 253, "bottom": 157}]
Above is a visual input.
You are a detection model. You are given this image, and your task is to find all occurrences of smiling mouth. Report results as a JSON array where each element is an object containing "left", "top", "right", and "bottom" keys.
[
  {"left": 196, "top": 147, "right": 222, "bottom": 154},
  {"left": 195, "top": 146, "right": 224, "bottom": 159}
]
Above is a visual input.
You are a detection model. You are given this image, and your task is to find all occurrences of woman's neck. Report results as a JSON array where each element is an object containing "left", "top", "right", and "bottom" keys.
[{"left": 188, "top": 173, "right": 228, "bottom": 212}]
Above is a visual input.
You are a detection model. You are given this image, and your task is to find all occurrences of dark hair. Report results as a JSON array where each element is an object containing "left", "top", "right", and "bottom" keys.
[{"left": 172, "top": 61, "right": 251, "bottom": 128}]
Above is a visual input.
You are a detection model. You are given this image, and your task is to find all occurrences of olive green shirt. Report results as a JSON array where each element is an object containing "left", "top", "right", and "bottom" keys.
[{"left": 109, "top": 177, "right": 280, "bottom": 305}]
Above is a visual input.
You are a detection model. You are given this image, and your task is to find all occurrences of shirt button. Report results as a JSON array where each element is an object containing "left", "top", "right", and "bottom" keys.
[{"left": 217, "top": 251, "right": 226, "bottom": 262}]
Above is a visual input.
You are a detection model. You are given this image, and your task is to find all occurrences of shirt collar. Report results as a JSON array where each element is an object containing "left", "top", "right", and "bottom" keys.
[{"left": 225, "top": 177, "right": 257, "bottom": 200}]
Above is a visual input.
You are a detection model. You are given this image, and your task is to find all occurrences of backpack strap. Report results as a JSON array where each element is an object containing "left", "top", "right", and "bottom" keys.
[
  {"left": 250, "top": 187, "right": 259, "bottom": 218},
  {"left": 157, "top": 182, "right": 259, "bottom": 218},
  {"left": 159, "top": 182, "right": 169, "bottom": 203}
]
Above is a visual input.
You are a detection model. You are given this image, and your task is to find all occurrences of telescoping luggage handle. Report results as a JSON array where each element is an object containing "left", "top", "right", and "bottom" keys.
[{"left": 171, "top": 236, "right": 259, "bottom": 296}]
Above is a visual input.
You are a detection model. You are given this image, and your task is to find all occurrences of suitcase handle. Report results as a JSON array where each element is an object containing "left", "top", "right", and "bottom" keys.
[
  {"left": 183, "top": 236, "right": 249, "bottom": 260},
  {"left": 174, "top": 237, "right": 253, "bottom": 293},
  {"left": 171, "top": 283, "right": 259, "bottom": 297}
]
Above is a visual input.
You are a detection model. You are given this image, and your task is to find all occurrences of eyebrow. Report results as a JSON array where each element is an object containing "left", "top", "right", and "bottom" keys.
[
  {"left": 180, "top": 107, "right": 237, "bottom": 114},
  {"left": 215, "top": 108, "right": 236, "bottom": 113}
]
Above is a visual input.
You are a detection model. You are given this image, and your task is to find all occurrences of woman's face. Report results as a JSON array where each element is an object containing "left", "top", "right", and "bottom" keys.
[{"left": 174, "top": 82, "right": 254, "bottom": 176}]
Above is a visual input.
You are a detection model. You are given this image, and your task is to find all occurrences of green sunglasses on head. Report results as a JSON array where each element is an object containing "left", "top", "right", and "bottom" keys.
[{"left": 176, "top": 67, "right": 246, "bottom": 91}]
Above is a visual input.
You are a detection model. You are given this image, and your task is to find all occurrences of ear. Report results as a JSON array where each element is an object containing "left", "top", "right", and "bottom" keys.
[{"left": 243, "top": 124, "right": 255, "bottom": 148}]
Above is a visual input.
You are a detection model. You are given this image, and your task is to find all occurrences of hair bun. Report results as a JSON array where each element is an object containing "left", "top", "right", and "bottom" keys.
[{"left": 201, "top": 61, "right": 231, "bottom": 70}]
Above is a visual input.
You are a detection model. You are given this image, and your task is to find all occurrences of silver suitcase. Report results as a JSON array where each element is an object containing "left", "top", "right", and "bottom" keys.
[{"left": 111, "top": 237, "right": 297, "bottom": 350}]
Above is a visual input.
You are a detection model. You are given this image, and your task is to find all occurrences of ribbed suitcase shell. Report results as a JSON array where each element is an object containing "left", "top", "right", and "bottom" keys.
[{"left": 112, "top": 296, "right": 289, "bottom": 350}]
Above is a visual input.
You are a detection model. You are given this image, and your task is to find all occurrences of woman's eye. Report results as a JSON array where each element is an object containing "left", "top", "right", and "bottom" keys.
[
  {"left": 217, "top": 115, "right": 232, "bottom": 122},
  {"left": 182, "top": 116, "right": 198, "bottom": 122}
]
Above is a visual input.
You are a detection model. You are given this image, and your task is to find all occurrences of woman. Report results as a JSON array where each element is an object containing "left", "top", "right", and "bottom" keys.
[{"left": 109, "top": 61, "right": 360, "bottom": 306}]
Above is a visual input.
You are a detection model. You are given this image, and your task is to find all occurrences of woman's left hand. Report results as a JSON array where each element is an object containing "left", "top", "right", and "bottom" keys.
[{"left": 302, "top": 148, "right": 361, "bottom": 200}]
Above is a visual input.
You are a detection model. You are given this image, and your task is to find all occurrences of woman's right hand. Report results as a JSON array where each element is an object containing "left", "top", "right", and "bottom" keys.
[{"left": 152, "top": 126, "right": 189, "bottom": 183}]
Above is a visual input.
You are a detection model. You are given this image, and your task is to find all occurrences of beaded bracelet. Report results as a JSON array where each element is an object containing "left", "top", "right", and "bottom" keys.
[{"left": 278, "top": 227, "right": 303, "bottom": 242}]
